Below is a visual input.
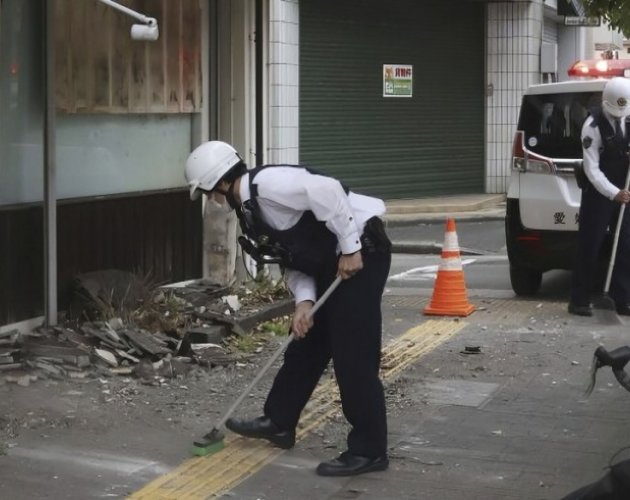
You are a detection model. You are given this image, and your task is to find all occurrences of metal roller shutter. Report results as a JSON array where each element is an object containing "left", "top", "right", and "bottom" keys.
[
  {"left": 299, "top": 0, "right": 486, "bottom": 199},
  {"left": 543, "top": 17, "right": 559, "bottom": 44}
]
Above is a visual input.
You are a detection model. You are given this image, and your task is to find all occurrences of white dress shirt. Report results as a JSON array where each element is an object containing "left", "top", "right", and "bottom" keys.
[
  {"left": 239, "top": 166, "right": 386, "bottom": 304},
  {"left": 581, "top": 112, "right": 626, "bottom": 200}
]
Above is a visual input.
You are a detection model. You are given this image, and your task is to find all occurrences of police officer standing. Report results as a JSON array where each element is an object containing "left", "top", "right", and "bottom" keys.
[
  {"left": 185, "top": 142, "right": 392, "bottom": 477},
  {"left": 570, "top": 77, "right": 630, "bottom": 317}
]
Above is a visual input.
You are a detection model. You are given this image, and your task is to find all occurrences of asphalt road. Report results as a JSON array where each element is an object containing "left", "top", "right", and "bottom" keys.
[
  {"left": 387, "top": 219, "right": 573, "bottom": 301},
  {"left": 387, "top": 220, "right": 507, "bottom": 254}
]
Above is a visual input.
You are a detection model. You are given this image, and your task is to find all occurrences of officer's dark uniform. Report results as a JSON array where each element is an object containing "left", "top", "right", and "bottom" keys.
[
  {"left": 572, "top": 110, "right": 630, "bottom": 309},
  {"left": 236, "top": 164, "right": 392, "bottom": 459}
]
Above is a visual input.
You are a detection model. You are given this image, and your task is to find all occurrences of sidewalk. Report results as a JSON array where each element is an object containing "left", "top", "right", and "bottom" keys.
[
  {"left": 1, "top": 293, "right": 628, "bottom": 499},
  {"left": 384, "top": 193, "right": 506, "bottom": 226},
  {"left": 130, "top": 297, "right": 630, "bottom": 499}
]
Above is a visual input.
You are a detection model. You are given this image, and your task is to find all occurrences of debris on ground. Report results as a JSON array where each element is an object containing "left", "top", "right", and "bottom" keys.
[{"left": 0, "top": 271, "right": 293, "bottom": 387}]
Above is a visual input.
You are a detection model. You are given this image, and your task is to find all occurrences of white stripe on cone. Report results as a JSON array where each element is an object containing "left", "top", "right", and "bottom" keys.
[
  {"left": 443, "top": 232, "right": 460, "bottom": 252},
  {"left": 439, "top": 257, "right": 463, "bottom": 271}
]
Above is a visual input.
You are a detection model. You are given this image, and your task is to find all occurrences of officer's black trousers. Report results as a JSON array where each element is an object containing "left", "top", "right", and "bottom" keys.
[
  {"left": 264, "top": 250, "right": 391, "bottom": 458},
  {"left": 571, "top": 188, "right": 630, "bottom": 306}
]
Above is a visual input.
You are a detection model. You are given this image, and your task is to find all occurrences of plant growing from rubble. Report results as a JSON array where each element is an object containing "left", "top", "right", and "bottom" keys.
[
  {"left": 236, "top": 273, "right": 290, "bottom": 308},
  {"left": 226, "top": 332, "right": 267, "bottom": 354},
  {"left": 258, "top": 316, "right": 291, "bottom": 337},
  {"left": 75, "top": 270, "right": 192, "bottom": 336}
]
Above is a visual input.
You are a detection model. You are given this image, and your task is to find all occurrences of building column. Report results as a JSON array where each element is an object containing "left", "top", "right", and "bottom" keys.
[
  {"left": 268, "top": 0, "right": 299, "bottom": 164},
  {"left": 486, "top": 0, "right": 543, "bottom": 194}
]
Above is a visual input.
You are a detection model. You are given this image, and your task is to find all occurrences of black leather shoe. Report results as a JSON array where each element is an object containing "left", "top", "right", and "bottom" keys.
[
  {"left": 616, "top": 303, "right": 630, "bottom": 316},
  {"left": 316, "top": 452, "right": 389, "bottom": 477},
  {"left": 568, "top": 302, "right": 593, "bottom": 317},
  {"left": 225, "top": 416, "right": 295, "bottom": 449}
]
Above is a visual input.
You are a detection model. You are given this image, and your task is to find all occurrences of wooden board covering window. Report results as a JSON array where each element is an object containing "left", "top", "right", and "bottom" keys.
[{"left": 55, "top": 0, "right": 201, "bottom": 114}]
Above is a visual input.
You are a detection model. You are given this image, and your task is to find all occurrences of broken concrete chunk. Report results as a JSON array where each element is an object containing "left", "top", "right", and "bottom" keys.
[
  {"left": 186, "top": 325, "right": 229, "bottom": 345},
  {"left": 107, "top": 318, "right": 124, "bottom": 331},
  {"left": 110, "top": 367, "right": 133, "bottom": 375},
  {"left": 0, "top": 363, "right": 23, "bottom": 371},
  {"left": 222, "top": 295, "right": 242, "bottom": 312},
  {"left": 17, "top": 375, "right": 30, "bottom": 387},
  {"left": 35, "top": 362, "right": 63, "bottom": 375},
  {"left": 116, "top": 350, "right": 140, "bottom": 363},
  {"left": 0, "top": 329, "right": 19, "bottom": 340},
  {"left": 121, "top": 329, "right": 172, "bottom": 356},
  {"left": 94, "top": 349, "right": 118, "bottom": 367}
]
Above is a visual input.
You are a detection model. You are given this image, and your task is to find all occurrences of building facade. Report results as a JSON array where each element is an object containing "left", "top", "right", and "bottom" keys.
[
  {"left": 0, "top": 0, "right": 587, "bottom": 330},
  {"left": 0, "top": 0, "right": 258, "bottom": 329}
]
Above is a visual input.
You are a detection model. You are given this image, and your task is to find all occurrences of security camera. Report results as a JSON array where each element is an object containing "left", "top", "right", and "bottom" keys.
[{"left": 131, "top": 23, "right": 159, "bottom": 41}]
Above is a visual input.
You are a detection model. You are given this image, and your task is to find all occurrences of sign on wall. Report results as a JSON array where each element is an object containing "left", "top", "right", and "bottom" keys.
[
  {"left": 564, "top": 16, "right": 601, "bottom": 27},
  {"left": 383, "top": 64, "right": 413, "bottom": 98}
]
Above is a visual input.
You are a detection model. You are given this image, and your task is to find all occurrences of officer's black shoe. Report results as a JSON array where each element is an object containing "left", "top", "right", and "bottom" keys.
[
  {"left": 225, "top": 416, "right": 295, "bottom": 449},
  {"left": 568, "top": 302, "right": 593, "bottom": 317},
  {"left": 616, "top": 303, "right": 630, "bottom": 316},
  {"left": 316, "top": 451, "right": 389, "bottom": 477}
]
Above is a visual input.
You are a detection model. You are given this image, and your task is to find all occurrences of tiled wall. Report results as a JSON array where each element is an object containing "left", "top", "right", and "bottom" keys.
[
  {"left": 486, "top": 0, "right": 543, "bottom": 193},
  {"left": 268, "top": 0, "right": 300, "bottom": 164}
]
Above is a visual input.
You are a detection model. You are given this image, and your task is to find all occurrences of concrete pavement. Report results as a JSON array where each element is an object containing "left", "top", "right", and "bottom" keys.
[
  {"left": 384, "top": 193, "right": 506, "bottom": 226},
  {"left": 2, "top": 292, "right": 629, "bottom": 499},
  {"left": 124, "top": 295, "right": 630, "bottom": 500}
]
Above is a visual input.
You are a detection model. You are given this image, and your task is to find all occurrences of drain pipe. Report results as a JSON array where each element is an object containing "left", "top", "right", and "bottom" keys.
[
  {"left": 255, "top": 0, "right": 264, "bottom": 166},
  {"left": 43, "top": 0, "right": 57, "bottom": 327}
]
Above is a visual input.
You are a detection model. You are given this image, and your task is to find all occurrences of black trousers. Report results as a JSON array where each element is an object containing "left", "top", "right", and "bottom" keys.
[
  {"left": 571, "top": 187, "right": 630, "bottom": 306},
  {"left": 263, "top": 250, "right": 392, "bottom": 458}
]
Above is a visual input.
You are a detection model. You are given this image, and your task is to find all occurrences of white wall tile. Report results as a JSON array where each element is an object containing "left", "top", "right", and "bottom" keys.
[
  {"left": 486, "top": 0, "right": 543, "bottom": 194},
  {"left": 268, "top": 0, "right": 301, "bottom": 161}
]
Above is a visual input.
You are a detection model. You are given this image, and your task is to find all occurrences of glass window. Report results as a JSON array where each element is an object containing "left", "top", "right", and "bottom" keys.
[
  {"left": 0, "top": 0, "right": 45, "bottom": 205},
  {"left": 517, "top": 91, "right": 602, "bottom": 160}
]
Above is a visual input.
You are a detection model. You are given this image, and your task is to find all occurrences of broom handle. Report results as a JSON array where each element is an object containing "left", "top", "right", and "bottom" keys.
[
  {"left": 213, "top": 276, "right": 343, "bottom": 431},
  {"left": 604, "top": 165, "right": 630, "bottom": 293}
]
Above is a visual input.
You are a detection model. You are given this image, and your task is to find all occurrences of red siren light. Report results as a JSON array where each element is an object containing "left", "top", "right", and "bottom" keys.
[{"left": 568, "top": 59, "right": 630, "bottom": 78}]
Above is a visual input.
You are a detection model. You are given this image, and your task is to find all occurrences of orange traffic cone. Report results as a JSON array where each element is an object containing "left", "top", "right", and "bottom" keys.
[{"left": 423, "top": 218, "right": 476, "bottom": 317}]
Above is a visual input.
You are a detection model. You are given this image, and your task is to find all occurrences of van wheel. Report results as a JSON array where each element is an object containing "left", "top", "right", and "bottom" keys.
[{"left": 509, "top": 265, "right": 542, "bottom": 296}]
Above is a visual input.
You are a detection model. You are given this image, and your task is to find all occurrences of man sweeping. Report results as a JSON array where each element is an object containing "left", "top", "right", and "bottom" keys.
[{"left": 185, "top": 141, "right": 392, "bottom": 477}]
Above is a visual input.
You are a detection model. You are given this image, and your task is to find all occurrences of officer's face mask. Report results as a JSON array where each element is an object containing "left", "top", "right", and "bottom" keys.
[{"left": 212, "top": 181, "right": 240, "bottom": 211}]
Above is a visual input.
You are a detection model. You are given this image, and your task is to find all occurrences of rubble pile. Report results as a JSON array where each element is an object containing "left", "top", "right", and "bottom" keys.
[{"left": 0, "top": 275, "right": 293, "bottom": 388}]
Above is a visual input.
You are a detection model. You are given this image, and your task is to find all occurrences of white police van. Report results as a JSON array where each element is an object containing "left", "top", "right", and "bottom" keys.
[{"left": 506, "top": 59, "right": 630, "bottom": 296}]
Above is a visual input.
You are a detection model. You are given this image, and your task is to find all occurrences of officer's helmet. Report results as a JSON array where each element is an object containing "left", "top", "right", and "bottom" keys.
[
  {"left": 602, "top": 77, "right": 630, "bottom": 119},
  {"left": 185, "top": 141, "right": 242, "bottom": 200}
]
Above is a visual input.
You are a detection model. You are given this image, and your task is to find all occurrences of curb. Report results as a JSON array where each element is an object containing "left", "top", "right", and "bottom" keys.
[
  {"left": 391, "top": 242, "right": 485, "bottom": 256},
  {"left": 385, "top": 195, "right": 507, "bottom": 215},
  {"left": 384, "top": 210, "right": 506, "bottom": 228}
]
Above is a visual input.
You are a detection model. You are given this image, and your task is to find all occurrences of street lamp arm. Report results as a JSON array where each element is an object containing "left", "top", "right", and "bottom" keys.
[{"left": 96, "top": 0, "right": 157, "bottom": 27}]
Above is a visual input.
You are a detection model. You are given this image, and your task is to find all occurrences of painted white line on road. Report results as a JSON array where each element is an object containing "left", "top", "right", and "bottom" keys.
[
  {"left": 10, "top": 445, "right": 171, "bottom": 477},
  {"left": 389, "top": 258, "right": 477, "bottom": 281}
]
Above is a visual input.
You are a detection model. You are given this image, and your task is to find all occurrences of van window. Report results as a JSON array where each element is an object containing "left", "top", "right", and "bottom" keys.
[{"left": 517, "top": 92, "right": 602, "bottom": 159}]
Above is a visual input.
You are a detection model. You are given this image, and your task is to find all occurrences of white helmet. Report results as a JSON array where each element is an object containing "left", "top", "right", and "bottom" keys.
[
  {"left": 602, "top": 77, "right": 630, "bottom": 119},
  {"left": 185, "top": 141, "right": 242, "bottom": 200}
]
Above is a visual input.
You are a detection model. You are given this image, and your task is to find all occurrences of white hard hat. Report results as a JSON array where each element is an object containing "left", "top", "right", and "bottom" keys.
[
  {"left": 185, "top": 141, "right": 242, "bottom": 200},
  {"left": 603, "top": 77, "right": 630, "bottom": 119}
]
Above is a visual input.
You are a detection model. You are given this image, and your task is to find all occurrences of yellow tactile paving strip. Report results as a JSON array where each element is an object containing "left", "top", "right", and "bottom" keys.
[{"left": 128, "top": 319, "right": 466, "bottom": 500}]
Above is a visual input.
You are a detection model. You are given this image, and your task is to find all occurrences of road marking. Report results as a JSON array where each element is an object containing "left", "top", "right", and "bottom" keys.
[
  {"left": 10, "top": 446, "right": 170, "bottom": 477},
  {"left": 128, "top": 319, "right": 467, "bottom": 500},
  {"left": 389, "top": 258, "right": 477, "bottom": 281}
]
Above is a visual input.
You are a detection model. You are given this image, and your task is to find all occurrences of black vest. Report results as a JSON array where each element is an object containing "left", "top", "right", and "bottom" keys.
[
  {"left": 591, "top": 110, "right": 630, "bottom": 189},
  {"left": 237, "top": 165, "right": 348, "bottom": 278}
]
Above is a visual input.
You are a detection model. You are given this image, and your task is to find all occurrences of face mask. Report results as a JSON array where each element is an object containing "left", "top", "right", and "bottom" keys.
[{"left": 216, "top": 180, "right": 240, "bottom": 211}]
